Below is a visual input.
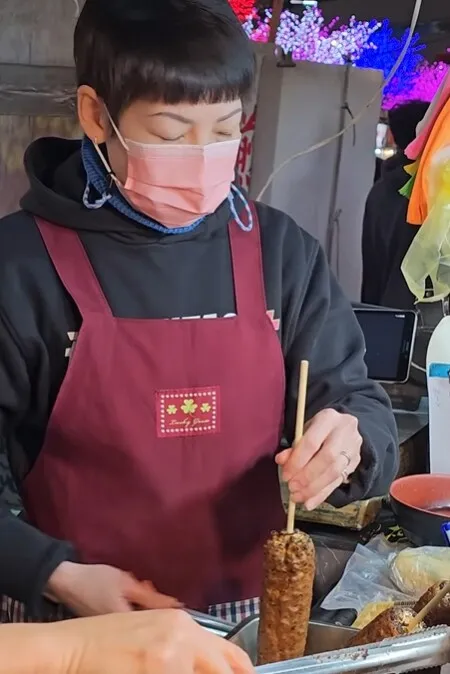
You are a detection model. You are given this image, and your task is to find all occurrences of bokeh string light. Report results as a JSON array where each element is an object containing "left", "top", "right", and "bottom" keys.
[
  {"left": 240, "top": 5, "right": 449, "bottom": 109},
  {"left": 228, "top": 0, "right": 255, "bottom": 21},
  {"left": 243, "top": 7, "right": 380, "bottom": 65}
]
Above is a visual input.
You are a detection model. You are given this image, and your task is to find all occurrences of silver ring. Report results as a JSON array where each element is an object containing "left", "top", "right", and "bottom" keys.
[{"left": 340, "top": 451, "right": 351, "bottom": 468}]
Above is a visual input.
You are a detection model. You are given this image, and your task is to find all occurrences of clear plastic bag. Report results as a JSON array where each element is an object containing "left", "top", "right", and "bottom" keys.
[{"left": 321, "top": 535, "right": 409, "bottom": 613}]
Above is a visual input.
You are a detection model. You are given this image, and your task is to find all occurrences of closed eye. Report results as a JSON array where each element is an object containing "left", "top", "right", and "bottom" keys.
[{"left": 158, "top": 135, "right": 185, "bottom": 142}]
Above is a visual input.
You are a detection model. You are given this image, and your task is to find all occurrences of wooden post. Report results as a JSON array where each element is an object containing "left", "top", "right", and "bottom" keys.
[{"left": 268, "top": 0, "right": 284, "bottom": 43}]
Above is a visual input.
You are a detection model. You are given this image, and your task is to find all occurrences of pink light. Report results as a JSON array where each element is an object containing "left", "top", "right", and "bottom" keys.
[{"left": 383, "top": 61, "right": 450, "bottom": 109}]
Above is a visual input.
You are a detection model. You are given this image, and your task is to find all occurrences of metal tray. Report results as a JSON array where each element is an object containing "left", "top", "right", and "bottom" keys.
[
  {"left": 189, "top": 611, "right": 450, "bottom": 674},
  {"left": 255, "top": 627, "right": 450, "bottom": 674},
  {"left": 226, "top": 617, "right": 357, "bottom": 665}
]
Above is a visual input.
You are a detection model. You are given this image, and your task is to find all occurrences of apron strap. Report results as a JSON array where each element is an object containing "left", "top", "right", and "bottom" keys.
[
  {"left": 36, "top": 205, "right": 267, "bottom": 321},
  {"left": 35, "top": 218, "right": 112, "bottom": 317},
  {"left": 228, "top": 202, "right": 267, "bottom": 319}
]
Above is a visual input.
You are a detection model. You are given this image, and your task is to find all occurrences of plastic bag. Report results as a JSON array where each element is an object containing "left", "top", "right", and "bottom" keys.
[
  {"left": 321, "top": 535, "right": 409, "bottom": 614},
  {"left": 390, "top": 546, "right": 450, "bottom": 596},
  {"left": 402, "top": 147, "right": 450, "bottom": 302}
]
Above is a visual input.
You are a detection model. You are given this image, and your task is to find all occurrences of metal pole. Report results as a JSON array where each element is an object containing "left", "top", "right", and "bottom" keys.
[
  {"left": 269, "top": 0, "right": 284, "bottom": 43},
  {"left": 325, "top": 63, "right": 351, "bottom": 269}
]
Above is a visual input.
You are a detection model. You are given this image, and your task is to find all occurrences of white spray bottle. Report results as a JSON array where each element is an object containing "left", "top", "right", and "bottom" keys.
[{"left": 426, "top": 315, "right": 450, "bottom": 473}]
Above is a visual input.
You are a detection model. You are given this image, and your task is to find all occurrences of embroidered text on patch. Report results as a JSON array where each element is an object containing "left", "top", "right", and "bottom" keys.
[{"left": 156, "top": 387, "right": 220, "bottom": 438}]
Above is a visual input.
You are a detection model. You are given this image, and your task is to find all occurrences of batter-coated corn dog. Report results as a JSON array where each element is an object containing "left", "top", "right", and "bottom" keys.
[
  {"left": 348, "top": 606, "right": 425, "bottom": 647},
  {"left": 414, "top": 581, "right": 450, "bottom": 627}
]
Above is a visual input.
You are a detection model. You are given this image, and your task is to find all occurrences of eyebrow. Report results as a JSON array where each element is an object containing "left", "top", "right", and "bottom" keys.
[{"left": 150, "top": 107, "right": 242, "bottom": 124}]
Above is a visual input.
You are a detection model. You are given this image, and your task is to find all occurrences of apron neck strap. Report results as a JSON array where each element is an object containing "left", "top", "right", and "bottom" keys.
[{"left": 35, "top": 218, "right": 113, "bottom": 317}]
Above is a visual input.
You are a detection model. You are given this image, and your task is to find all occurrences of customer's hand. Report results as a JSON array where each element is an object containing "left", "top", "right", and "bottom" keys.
[
  {"left": 46, "top": 562, "right": 181, "bottom": 616},
  {"left": 276, "top": 408, "right": 362, "bottom": 511},
  {"left": 51, "top": 609, "right": 254, "bottom": 674}
]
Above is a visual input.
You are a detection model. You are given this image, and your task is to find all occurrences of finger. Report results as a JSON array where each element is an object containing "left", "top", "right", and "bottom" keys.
[
  {"left": 196, "top": 648, "right": 235, "bottom": 674},
  {"left": 126, "top": 579, "right": 182, "bottom": 609},
  {"left": 288, "top": 421, "right": 361, "bottom": 503},
  {"left": 145, "top": 593, "right": 183, "bottom": 609},
  {"left": 303, "top": 475, "right": 344, "bottom": 511},
  {"left": 290, "top": 442, "right": 360, "bottom": 509},
  {"left": 289, "top": 449, "right": 359, "bottom": 506},
  {"left": 219, "top": 641, "right": 255, "bottom": 674},
  {"left": 288, "top": 428, "right": 348, "bottom": 498},
  {"left": 109, "top": 594, "right": 134, "bottom": 613},
  {"left": 282, "top": 411, "right": 338, "bottom": 481},
  {"left": 275, "top": 449, "right": 291, "bottom": 466}
]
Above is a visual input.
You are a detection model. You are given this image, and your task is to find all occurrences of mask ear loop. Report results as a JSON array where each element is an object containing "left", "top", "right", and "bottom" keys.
[
  {"left": 92, "top": 136, "right": 123, "bottom": 190},
  {"left": 92, "top": 108, "right": 130, "bottom": 188},
  {"left": 229, "top": 184, "right": 253, "bottom": 232}
]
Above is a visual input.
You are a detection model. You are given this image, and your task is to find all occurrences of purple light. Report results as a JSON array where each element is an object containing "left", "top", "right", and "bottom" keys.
[
  {"left": 383, "top": 61, "right": 450, "bottom": 108},
  {"left": 242, "top": 7, "right": 380, "bottom": 65}
]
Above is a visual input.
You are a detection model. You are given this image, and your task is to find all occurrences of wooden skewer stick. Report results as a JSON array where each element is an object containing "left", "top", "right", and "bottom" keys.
[
  {"left": 408, "top": 579, "right": 450, "bottom": 632},
  {"left": 286, "top": 360, "right": 309, "bottom": 534}
]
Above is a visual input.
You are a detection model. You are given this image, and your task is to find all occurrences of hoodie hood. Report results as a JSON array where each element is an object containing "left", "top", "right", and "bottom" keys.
[{"left": 20, "top": 137, "right": 231, "bottom": 242}]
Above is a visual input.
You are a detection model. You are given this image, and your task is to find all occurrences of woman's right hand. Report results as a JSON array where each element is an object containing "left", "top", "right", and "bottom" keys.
[{"left": 46, "top": 562, "right": 181, "bottom": 616}]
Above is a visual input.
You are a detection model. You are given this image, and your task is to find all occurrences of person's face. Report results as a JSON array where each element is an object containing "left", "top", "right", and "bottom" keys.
[{"left": 78, "top": 86, "right": 242, "bottom": 183}]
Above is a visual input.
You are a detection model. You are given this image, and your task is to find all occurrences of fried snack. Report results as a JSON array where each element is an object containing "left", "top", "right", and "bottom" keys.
[
  {"left": 352, "top": 601, "right": 395, "bottom": 629},
  {"left": 414, "top": 581, "right": 450, "bottom": 627},
  {"left": 348, "top": 606, "right": 425, "bottom": 647},
  {"left": 257, "top": 530, "right": 315, "bottom": 665}
]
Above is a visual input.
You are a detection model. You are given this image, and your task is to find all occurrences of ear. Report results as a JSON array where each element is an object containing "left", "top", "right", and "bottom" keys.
[{"left": 77, "top": 85, "right": 109, "bottom": 142}]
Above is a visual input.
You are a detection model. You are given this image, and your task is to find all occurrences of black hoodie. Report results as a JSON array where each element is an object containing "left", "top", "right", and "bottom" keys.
[
  {"left": 361, "top": 152, "right": 417, "bottom": 309},
  {"left": 0, "top": 138, "right": 398, "bottom": 610}
]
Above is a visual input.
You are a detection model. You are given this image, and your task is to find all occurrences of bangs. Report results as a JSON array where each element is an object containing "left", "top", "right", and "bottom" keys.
[{"left": 74, "top": 0, "right": 255, "bottom": 120}]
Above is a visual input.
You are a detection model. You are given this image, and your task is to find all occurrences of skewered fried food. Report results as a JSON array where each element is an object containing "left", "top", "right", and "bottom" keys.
[
  {"left": 348, "top": 606, "right": 425, "bottom": 647},
  {"left": 257, "top": 530, "right": 315, "bottom": 665},
  {"left": 414, "top": 581, "right": 450, "bottom": 627}
]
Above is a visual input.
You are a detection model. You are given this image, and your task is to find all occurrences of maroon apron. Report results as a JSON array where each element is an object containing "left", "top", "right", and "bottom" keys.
[{"left": 19, "top": 206, "right": 285, "bottom": 617}]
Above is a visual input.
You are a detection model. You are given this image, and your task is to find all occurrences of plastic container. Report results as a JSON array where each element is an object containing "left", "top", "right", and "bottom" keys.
[{"left": 426, "top": 316, "right": 450, "bottom": 474}]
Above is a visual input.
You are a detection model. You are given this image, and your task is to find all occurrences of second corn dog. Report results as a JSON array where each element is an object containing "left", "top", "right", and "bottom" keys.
[
  {"left": 348, "top": 606, "right": 425, "bottom": 647},
  {"left": 414, "top": 581, "right": 450, "bottom": 627}
]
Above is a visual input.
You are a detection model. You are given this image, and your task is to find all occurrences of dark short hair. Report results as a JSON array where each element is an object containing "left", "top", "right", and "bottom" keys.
[
  {"left": 74, "top": 0, "right": 256, "bottom": 122},
  {"left": 388, "top": 101, "right": 429, "bottom": 151}
]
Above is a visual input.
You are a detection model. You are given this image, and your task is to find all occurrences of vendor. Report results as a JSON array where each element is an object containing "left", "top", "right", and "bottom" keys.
[
  {"left": 1, "top": 610, "right": 253, "bottom": 674},
  {"left": 0, "top": 0, "right": 398, "bottom": 623}
]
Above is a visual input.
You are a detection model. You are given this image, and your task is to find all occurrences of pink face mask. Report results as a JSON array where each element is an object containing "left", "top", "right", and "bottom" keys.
[{"left": 93, "top": 116, "right": 241, "bottom": 228}]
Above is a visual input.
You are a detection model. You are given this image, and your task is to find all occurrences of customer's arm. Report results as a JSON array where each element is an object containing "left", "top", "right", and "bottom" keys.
[{"left": 0, "top": 610, "right": 254, "bottom": 674}]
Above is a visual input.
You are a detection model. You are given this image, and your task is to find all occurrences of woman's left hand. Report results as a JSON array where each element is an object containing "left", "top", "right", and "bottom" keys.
[{"left": 276, "top": 408, "right": 362, "bottom": 511}]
